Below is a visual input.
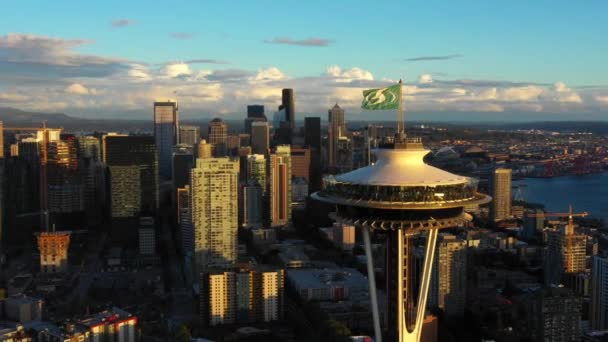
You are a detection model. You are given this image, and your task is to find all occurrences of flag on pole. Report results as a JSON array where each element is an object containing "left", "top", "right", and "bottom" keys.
[{"left": 361, "top": 84, "right": 401, "bottom": 110}]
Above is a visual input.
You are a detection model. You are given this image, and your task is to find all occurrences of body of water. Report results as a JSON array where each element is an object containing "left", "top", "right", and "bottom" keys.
[{"left": 514, "top": 172, "right": 608, "bottom": 222}]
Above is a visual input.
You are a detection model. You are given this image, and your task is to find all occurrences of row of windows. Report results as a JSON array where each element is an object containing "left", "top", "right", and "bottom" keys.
[{"left": 322, "top": 178, "right": 477, "bottom": 203}]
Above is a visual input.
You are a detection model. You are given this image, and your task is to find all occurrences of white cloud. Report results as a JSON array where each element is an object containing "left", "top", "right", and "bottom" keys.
[
  {"left": 0, "top": 92, "right": 28, "bottom": 102},
  {"left": 251, "top": 67, "right": 286, "bottom": 83},
  {"left": 161, "top": 63, "right": 192, "bottom": 78},
  {"left": 65, "top": 83, "right": 97, "bottom": 95},
  {"left": 0, "top": 33, "right": 604, "bottom": 118},
  {"left": 418, "top": 74, "right": 433, "bottom": 84},
  {"left": 595, "top": 95, "right": 608, "bottom": 104},
  {"left": 499, "top": 86, "right": 544, "bottom": 101},
  {"left": 325, "top": 65, "right": 373, "bottom": 82}
]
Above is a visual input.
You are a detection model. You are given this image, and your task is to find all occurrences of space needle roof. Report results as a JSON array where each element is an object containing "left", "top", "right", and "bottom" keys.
[{"left": 335, "top": 144, "right": 468, "bottom": 187}]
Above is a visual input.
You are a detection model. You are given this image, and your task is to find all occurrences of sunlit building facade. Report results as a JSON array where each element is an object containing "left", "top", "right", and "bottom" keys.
[{"left": 190, "top": 158, "right": 238, "bottom": 271}]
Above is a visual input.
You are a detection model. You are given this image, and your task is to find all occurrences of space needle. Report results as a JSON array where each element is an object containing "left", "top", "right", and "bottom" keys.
[{"left": 312, "top": 81, "right": 491, "bottom": 342}]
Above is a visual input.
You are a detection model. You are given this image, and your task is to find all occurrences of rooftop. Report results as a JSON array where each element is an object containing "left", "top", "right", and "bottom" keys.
[
  {"left": 334, "top": 146, "right": 469, "bottom": 186},
  {"left": 287, "top": 268, "right": 368, "bottom": 290}
]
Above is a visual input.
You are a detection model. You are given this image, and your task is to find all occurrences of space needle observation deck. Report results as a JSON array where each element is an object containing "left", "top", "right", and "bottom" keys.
[{"left": 312, "top": 137, "right": 491, "bottom": 342}]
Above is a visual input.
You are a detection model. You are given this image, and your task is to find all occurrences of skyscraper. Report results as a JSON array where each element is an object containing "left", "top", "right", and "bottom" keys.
[
  {"left": 245, "top": 154, "right": 267, "bottom": 190},
  {"left": 154, "top": 100, "right": 179, "bottom": 180},
  {"left": 304, "top": 117, "right": 322, "bottom": 194},
  {"left": 241, "top": 184, "right": 264, "bottom": 229},
  {"left": 544, "top": 220, "right": 587, "bottom": 285},
  {"left": 177, "top": 186, "right": 193, "bottom": 257},
  {"left": 274, "top": 89, "right": 295, "bottom": 145},
  {"left": 190, "top": 157, "right": 238, "bottom": 271},
  {"left": 244, "top": 105, "right": 267, "bottom": 136},
  {"left": 105, "top": 136, "right": 158, "bottom": 238},
  {"left": 250, "top": 121, "right": 269, "bottom": 155},
  {"left": 47, "top": 134, "right": 83, "bottom": 215},
  {"left": 523, "top": 209, "right": 545, "bottom": 239},
  {"left": 590, "top": 255, "right": 608, "bottom": 330},
  {"left": 430, "top": 234, "right": 467, "bottom": 316},
  {"left": 304, "top": 117, "right": 321, "bottom": 151},
  {"left": 178, "top": 125, "right": 200, "bottom": 146},
  {"left": 269, "top": 145, "right": 291, "bottom": 228},
  {"left": 328, "top": 103, "right": 346, "bottom": 169},
  {"left": 529, "top": 287, "right": 582, "bottom": 342},
  {"left": 208, "top": 118, "right": 228, "bottom": 157},
  {"left": 280, "top": 89, "right": 295, "bottom": 129},
  {"left": 490, "top": 168, "right": 512, "bottom": 221},
  {"left": 290, "top": 147, "right": 310, "bottom": 181},
  {"left": 172, "top": 144, "right": 194, "bottom": 190},
  {"left": 247, "top": 105, "right": 265, "bottom": 119}
]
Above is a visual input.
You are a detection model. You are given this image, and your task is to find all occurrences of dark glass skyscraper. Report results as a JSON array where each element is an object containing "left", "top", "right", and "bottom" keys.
[
  {"left": 304, "top": 117, "right": 321, "bottom": 151},
  {"left": 154, "top": 100, "right": 179, "bottom": 180},
  {"left": 247, "top": 105, "right": 266, "bottom": 119},
  {"left": 304, "top": 117, "right": 321, "bottom": 193},
  {"left": 105, "top": 136, "right": 158, "bottom": 241},
  {"left": 279, "top": 89, "right": 294, "bottom": 129}
]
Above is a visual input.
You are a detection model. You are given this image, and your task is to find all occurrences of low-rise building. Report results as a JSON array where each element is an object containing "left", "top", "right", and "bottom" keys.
[
  {"left": 287, "top": 268, "right": 368, "bottom": 302},
  {"left": 4, "top": 295, "right": 43, "bottom": 323}
]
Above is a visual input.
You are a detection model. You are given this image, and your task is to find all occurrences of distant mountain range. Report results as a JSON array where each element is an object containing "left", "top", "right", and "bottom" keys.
[
  {"left": 1, "top": 107, "right": 608, "bottom": 134},
  {"left": 0, "top": 107, "right": 77, "bottom": 125}
]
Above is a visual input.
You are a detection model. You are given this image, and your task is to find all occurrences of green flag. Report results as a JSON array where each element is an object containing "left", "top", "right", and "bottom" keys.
[{"left": 361, "top": 84, "right": 401, "bottom": 110}]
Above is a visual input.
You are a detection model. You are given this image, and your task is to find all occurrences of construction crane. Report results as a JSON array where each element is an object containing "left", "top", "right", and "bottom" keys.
[
  {"left": 525, "top": 205, "right": 588, "bottom": 235},
  {"left": 1, "top": 121, "right": 63, "bottom": 231},
  {"left": 527, "top": 205, "right": 588, "bottom": 273}
]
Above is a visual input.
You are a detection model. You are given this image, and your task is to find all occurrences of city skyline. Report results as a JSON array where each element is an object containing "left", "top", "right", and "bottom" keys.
[{"left": 0, "top": 1, "right": 607, "bottom": 121}]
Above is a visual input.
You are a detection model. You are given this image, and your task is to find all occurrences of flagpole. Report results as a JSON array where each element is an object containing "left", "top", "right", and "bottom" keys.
[{"left": 398, "top": 79, "right": 405, "bottom": 142}]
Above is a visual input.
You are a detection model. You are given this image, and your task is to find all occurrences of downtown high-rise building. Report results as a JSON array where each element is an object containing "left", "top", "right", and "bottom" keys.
[
  {"left": 275, "top": 89, "right": 295, "bottom": 145},
  {"left": 245, "top": 154, "right": 267, "bottom": 190},
  {"left": 590, "top": 255, "right": 608, "bottom": 330},
  {"left": 523, "top": 209, "right": 545, "bottom": 239},
  {"left": 328, "top": 103, "right": 346, "bottom": 170},
  {"left": 490, "top": 168, "right": 512, "bottom": 221},
  {"left": 269, "top": 145, "right": 291, "bottom": 227},
  {"left": 290, "top": 147, "right": 311, "bottom": 181},
  {"left": 280, "top": 89, "right": 295, "bottom": 130},
  {"left": 208, "top": 118, "right": 228, "bottom": 157},
  {"left": 250, "top": 121, "right": 269, "bottom": 155},
  {"left": 47, "top": 134, "right": 84, "bottom": 215},
  {"left": 178, "top": 125, "right": 200, "bottom": 146},
  {"left": 430, "top": 234, "right": 467, "bottom": 317},
  {"left": 241, "top": 183, "right": 264, "bottom": 229},
  {"left": 200, "top": 267, "right": 284, "bottom": 327},
  {"left": 105, "top": 136, "right": 158, "bottom": 241},
  {"left": 528, "top": 287, "right": 582, "bottom": 342},
  {"left": 172, "top": 144, "right": 194, "bottom": 191},
  {"left": 544, "top": 223, "right": 587, "bottom": 285},
  {"left": 190, "top": 157, "right": 238, "bottom": 271},
  {"left": 244, "top": 105, "right": 266, "bottom": 136},
  {"left": 154, "top": 100, "right": 179, "bottom": 180},
  {"left": 177, "top": 186, "right": 193, "bottom": 257},
  {"left": 304, "top": 117, "right": 322, "bottom": 194}
]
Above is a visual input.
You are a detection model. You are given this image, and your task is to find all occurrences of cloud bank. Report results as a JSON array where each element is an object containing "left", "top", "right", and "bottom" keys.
[{"left": 0, "top": 33, "right": 606, "bottom": 119}]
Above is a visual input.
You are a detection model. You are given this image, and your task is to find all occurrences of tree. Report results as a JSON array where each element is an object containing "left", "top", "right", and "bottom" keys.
[{"left": 174, "top": 324, "right": 191, "bottom": 342}]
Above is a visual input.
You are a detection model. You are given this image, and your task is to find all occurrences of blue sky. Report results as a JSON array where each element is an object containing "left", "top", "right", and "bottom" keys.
[{"left": 0, "top": 0, "right": 607, "bottom": 120}]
